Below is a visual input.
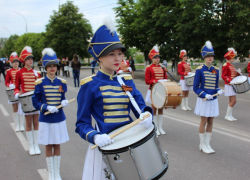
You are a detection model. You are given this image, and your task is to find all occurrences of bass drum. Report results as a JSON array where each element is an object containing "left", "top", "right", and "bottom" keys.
[{"left": 151, "top": 81, "right": 183, "bottom": 109}]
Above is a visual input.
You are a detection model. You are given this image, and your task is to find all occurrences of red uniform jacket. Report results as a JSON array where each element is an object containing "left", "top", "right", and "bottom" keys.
[
  {"left": 145, "top": 63, "right": 167, "bottom": 89},
  {"left": 5, "top": 68, "right": 19, "bottom": 87},
  {"left": 247, "top": 61, "right": 250, "bottom": 77},
  {"left": 117, "top": 60, "right": 130, "bottom": 73},
  {"left": 222, "top": 62, "right": 240, "bottom": 85},
  {"left": 14, "top": 67, "right": 41, "bottom": 95},
  {"left": 178, "top": 61, "right": 191, "bottom": 80}
]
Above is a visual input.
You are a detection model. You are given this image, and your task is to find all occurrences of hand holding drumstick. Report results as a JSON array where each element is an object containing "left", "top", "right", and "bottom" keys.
[
  {"left": 203, "top": 90, "right": 226, "bottom": 100},
  {"left": 44, "top": 98, "right": 75, "bottom": 115}
]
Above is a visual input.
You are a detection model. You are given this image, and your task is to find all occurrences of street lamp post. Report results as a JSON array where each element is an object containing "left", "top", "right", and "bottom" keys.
[
  {"left": 13, "top": 11, "right": 28, "bottom": 33},
  {"left": 0, "top": 27, "right": 11, "bottom": 36}
]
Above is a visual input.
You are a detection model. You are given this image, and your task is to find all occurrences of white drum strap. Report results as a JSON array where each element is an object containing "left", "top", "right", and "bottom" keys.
[
  {"left": 33, "top": 70, "right": 38, "bottom": 77},
  {"left": 117, "top": 76, "right": 142, "bottom": 114}
]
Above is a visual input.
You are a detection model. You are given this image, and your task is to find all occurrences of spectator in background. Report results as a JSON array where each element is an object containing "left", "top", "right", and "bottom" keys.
[
  {"left": 163, "top": 59, "right": 167, "bottom": 68},
  {"left": 129, "top": 56, "right": 136, "bottom": 78},
  {"left": 90, "top": 58, "right": 97, "bottom": 74},
  {"left": 0, "top": 59, "right": 6, "bottom": 80},
  {"left": 71, "top": 54, "right": 81, "bottom": 87},
  {"left": 171, "top": 58, "right": 175, "bottom": 72},
  {"left": 57, "top": 57, "right": 61, "bottom": 75},
  {"left": 61, "top": 58, "right": 65, "bottom": 76}
]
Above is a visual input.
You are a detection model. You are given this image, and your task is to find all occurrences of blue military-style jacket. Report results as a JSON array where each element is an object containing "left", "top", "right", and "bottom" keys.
[
  {"left": 75, "top": 69, "right": 152, "bottom": 144},
  {"left": 193, "top": 64, "right": 221, "bottom": 100},
  {"left": 32, "top": 75, "right": 67, "bottom": 123}
]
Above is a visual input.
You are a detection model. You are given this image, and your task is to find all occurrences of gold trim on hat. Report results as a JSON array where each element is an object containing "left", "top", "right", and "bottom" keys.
[{"left": 88, "top": 42, "right": 121, "bottom": 58}]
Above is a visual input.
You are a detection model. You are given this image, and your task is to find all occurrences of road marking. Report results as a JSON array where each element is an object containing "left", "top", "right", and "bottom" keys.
[
  {"left": 0, "top": 104, "right": 9, "bottom": 116},
  {"left": 164, "top": 115, "right": 250, "bottom": 143},
  {"left": 237, "top": 98, "right": 250, "bottom": 102},
  {"left": 10, "top": 123, "right": 29, "bottom": 151},
  {"left": 38, "top": 169, "right": 48, "bottom": 180}
]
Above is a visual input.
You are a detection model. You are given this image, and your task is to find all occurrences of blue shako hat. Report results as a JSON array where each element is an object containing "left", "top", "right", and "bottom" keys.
[
  {"left": 201, "top": 41, "right": 214, "bottom": 58},
  {"left": 88, "top": 17, "right": 126, "bottom": 61},
  {"left": 42, "top": 48, "right": 59, "bottom": 68}
]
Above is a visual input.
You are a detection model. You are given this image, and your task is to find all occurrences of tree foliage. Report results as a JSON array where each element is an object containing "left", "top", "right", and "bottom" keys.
[
  {"left": 0, "top": 35, "right": 19, "bottom": 58},
  {"left": 45, "top": 1, "right": 92, "bottom": 59}
]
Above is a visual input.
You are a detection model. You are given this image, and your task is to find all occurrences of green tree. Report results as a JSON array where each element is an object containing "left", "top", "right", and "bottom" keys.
[
  {"left": 0, "top": 35, "right": 19, "bottom": 57},
  {"left": 45, "top": 1, "right": 92, "bottom": 59}
]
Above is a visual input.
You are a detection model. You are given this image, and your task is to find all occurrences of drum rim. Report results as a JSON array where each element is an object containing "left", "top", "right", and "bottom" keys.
[
  {"left": 150, "top": 163, "right": 168, "bottom": 180},
  {"left": 151, "top": 82, "right": 168, "bottom": 109},
  {"left": 19, "top": 91, "right": 34, "bottom": 97},
  {"left": 184, "top": 73, "right": 195, "bottom": 78},
  {"left": 100, "top": 125, "right": 156, "bottom": 154},
  {"left": 230, "top": 75, "right": 247, "bottom": 85}
]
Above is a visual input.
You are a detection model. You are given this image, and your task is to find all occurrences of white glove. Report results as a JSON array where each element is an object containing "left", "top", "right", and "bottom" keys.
[
  {"left": 9, "top": 84, "right": 15, "bottom": 88},
  {"left": 158, "top": 79, "right": 168, "bottom": 82},
  {"left": 47, "top": 106, "right": 59, "bottom": 113},
  {"left": 187, "top": 72, "right": 192, "bottom": 75},
  {"left": 15, "top": 93, "right": 19, "bottom": 100},
  {"left": 217, "top": 90, "right": 224, "bottom": 95},
  {"left": 94, "top": 134, "right": 114, "bottom": 148},
  {"left": 61, "top": 100, "right": 69, "bottom": 107},
  {"left": 128, "top": 67, "right": 132, "bottom": 72},
  {"left": 237, "top": 68, "right": 242, "bottom": 75},
  {"left": 137, "top": 111, "right": 153, "bottom": 129},
  {"left": 205, "top": 94, "right": 213, "bottom": 100},
  {"left": 117, "top": 70, "right": 123, "bottom": 74}
]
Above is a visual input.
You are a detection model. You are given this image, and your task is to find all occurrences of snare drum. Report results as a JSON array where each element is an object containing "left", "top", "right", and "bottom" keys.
[
  {"left": 19, "top": 91, "right": 37, "bottom": 113},
  {"left": 6, "top": 87, "right": 18, "bottom": 102},
  {"left": 184, "top": 73, "right": 195, "bottom": 86},
  {"left": 64, "top": 66, "right": 69, "bottom": 71},
  {"left": 151, "top": 81, "right": 183, "bottom": 109},
  {"left": 100, "top": 125, "right": 168, "bottom": 180},
  {"left": 230, "top": 76, "right": 250, "bottom": 94}
]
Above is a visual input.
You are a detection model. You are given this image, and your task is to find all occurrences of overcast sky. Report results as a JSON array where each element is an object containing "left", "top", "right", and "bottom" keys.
[{"left": 0, "top": 0, "right": 118, "bottom": 38}]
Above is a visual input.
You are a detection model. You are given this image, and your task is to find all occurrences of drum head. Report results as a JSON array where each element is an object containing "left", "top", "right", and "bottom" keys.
[
  {"left": 19, "top": 91, "right": 34, "bottom": 97},
  {"left": 100, "top": 125, "right": 154, "bottom": 151},
  {"left": 6, "top": 87, "right": 15, "bottom": 91},
  {"left": 151, "top": 82, "right": 167, "bottom": 109},
  {"left": 230, "top": 76, "right": 247, "bottom": 85},
  {"left": 184, "top": 73, "right": 195, "bottom": 79}
]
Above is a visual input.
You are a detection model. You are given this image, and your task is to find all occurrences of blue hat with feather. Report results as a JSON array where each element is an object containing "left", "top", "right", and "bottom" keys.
[
  {"left": 201, "top": 41, "right": 214, "bottom": 58},
  {"left": 88, "top": 17, "right": 126, "bottom": 61},
  {"left": 42, "top": 48, "right": 59, "bottom": 68}
]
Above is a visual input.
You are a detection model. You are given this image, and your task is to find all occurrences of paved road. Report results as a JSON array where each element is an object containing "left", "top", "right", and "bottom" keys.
[{"left": 0, "top": 69, "right": 250, "bottom": 180}]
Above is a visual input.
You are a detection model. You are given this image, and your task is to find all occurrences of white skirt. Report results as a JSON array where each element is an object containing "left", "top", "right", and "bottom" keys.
[
  {"left": 180, "top": 79, "right": 193, "bottom": 91},
  {"left": 194, "top": 97, "right": 219, "bottom": 117},
  {"left": 82, "top": 144, "right": 108, "bottom": 180},
  {"left": 38, "top": 120, "right": 69, "bottom": 145},
  {"left": 8, "top": 100, "right": 19, "bottom": 105},
  {"left": 18, "top": 102, "right": 40, "bottom": 115},
  {"left": 145, "top": 89, "right": 152, "bottom": 104},
  {"left": 224, "top": 84, "right": 236, "bottom": 96}
]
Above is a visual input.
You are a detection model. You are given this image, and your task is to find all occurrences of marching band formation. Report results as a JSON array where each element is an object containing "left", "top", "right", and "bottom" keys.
[{"left": 2, "top": 17, "right": 250, "bottom": 180}]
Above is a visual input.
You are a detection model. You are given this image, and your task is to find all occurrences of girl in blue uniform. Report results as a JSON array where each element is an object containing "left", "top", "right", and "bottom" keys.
[
  {"left": 193, "top": 41, "right": 224, "bottom": 154},
  {"left": 75, "top": 17, "right": 153, "bottom": 180},
  {"left": 32, "top": 48, "right": 69, "bottom": 180}
]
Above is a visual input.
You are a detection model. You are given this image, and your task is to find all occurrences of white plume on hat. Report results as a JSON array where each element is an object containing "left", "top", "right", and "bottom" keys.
[
  {"left": 103, "top": 16, "right": 116, "bottom": 33},
  {"left": 42, "top": 48, "right": 56, "bottom": 57},
  {"left": 180, "top": 49, "right": 186, "bottom": 53},
  {"left": 153, "top": 45, "right": 159, "bottom": 52},
  {"left": 11, "top": 52, "right": 18, "bottom": 56},
  {"left": 23, "top": 46, "right": 32, "bottom": 53},
  {"left": 228, "top": 47, "right": 237, "bottom": 55},
  {"left": 205, "top": 41, "right": 213, "bottom": 49}
]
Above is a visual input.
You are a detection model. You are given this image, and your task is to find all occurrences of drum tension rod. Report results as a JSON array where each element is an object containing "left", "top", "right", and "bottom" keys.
[{"left": 168, "top": 93, "right": 172, "bottom": 96}]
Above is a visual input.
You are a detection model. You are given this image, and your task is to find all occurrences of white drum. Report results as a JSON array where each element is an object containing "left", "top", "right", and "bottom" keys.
[
  {"left": 6, "top": 87, "right": 18, "bottom": 102},
  {"left": 100, "top": 125, "right": 168, "bottom": 180},
  {"left": 230, "top": 76, "right": 250, "bottom": 94},
  {"left": 19, "top": 91, "right": 36, "bottom": 113},
  {"left": 184, "top": 73, "right": 195, "bottom": 86},
  {"left": 64, "top": 66, "right": 69, "bottom": 71}
]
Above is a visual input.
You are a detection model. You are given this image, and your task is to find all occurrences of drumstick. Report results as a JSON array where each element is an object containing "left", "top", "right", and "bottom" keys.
[
  {"left": 91, "top": 113, "right": 151, "bottom": 150},
  {"left": 203, "top": 90, "right": 226, "bottom": 100},
  {"left": 44, "top": 98, "right": 75, "bottom": 115}
]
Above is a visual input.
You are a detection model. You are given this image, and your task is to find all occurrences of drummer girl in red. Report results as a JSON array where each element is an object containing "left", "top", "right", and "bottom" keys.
[
  {"left": 14, "top": 46, "right": 42, "bottom": 156},
  {"left": 145, "top": 45, "right": 168, "bottom": 136},
  {"left": 222, "top": 48, "right": 241, "bottom": 121},
  {"left": 5, "top": 52, "right": 25, "bottom": 132},
  {"left": 247, "top": 53, "right": 250, "bottom": 84},
  {"left": 178, "top": 50, "right": 193, "bottom": 111}
]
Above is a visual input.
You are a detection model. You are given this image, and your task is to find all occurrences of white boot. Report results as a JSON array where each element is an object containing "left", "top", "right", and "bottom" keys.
[
  {"left": 158, "top": 115, "right": 166, "bottom": 135},
  {"left": 153, "top": 115, "right": 160, "bottom": 136},
  {"left": 225, "top": 105, "right": 234, "bottom": 121},
  {"left": 205, "top": 133, "right": 215, "bottom": 153},
  {"left": 54, "top": 156, "right": 62, "bottom": 180},
  {"left": 19, "top": 115, "right": 25, "bottom": 131},
  {"left": 199, "top": 133, "right": 211, "bottom": 154},
  {"left": 13, "top": 112, "right": 20, "bottom": 132},
  {"left": 26, "top": 131, "right": 35, "bottom": 155},
  {"left": 185, "top": 97, "right": 192, "bottom": 110},
  {"left": 46, "top": 157, "right": 55, "bottom": 180},
  {"left": 33, "top": 130, "right": 41, "bottom": 155},
  {"left": 181, "top": 98, "right": 187, "bottom": 111},
  {"left": 229, "top": 107, "right": 237, "bottom": 121}
]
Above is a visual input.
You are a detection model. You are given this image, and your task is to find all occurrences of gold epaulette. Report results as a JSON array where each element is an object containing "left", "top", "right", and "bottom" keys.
[
  {"left": 146, "top": 64, "right": 152, "bottom": 68},
  {"left": 248, "top": 61, "right": 250, "bottom": 64},
  {"left": 178, "top": 61, "right": 182, "bottom": 64},
  {"left": 223, "top": 63, "right": 227, "bottom": 66},
  {"left": 121, "top": 74, "right": 133, "bottom": 80},
  {"left": 34, "top": 77, "right": 44, "bottom": 85},
  {"left": 57, "top": 77, "right": 67, "bottom": 84},
  {"left": 196, "top": 65, "right": 203, "bottom": 70},
  {"left": 6, "top": 69, "right": 11, "bottom": 72},
  {"left": 80, "top": 75, "right": 96, "bottom": 86},
  {"left": 213, "top": 66, "right": 219, "bottom": 70}
]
